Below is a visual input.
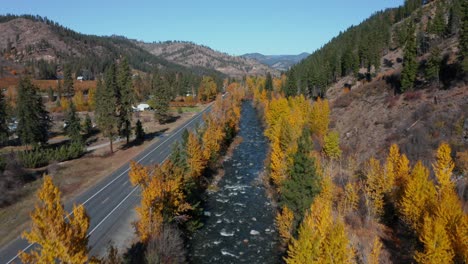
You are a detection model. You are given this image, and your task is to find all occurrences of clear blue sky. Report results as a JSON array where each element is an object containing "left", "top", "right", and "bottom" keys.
[{"left": 2, "top": 0, "right": 404, "bottom": 55}]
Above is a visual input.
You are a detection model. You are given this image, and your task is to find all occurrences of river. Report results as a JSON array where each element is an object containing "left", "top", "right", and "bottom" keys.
[{"left": 188, "top": 101, "right": 279, "bottom": 263}]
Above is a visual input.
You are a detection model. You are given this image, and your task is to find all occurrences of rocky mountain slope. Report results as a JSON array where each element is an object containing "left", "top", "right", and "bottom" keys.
[
  {"left": 242, "top": 52, "right": 310, "bottom": 71},
  {"left": 136, "top": 41, "right": 279, "bottom": 77}
]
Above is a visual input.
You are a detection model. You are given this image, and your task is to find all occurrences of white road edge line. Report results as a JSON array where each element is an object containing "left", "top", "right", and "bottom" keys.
[
  {"left": 87, "top": 186, "right": 138, "bottom": 236},
  {"left": 5, "top": 105, "right": 211, "bottom": 264}
]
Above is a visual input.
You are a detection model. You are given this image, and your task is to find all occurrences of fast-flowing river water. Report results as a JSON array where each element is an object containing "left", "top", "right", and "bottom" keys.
[{"left": 189, "top": 101, "right": 279, "bottom": 263}]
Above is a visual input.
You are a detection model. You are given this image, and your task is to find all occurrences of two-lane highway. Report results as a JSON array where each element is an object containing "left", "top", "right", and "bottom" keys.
[{"left": 0, "top": 104, "right": 212, "bottom": 263}]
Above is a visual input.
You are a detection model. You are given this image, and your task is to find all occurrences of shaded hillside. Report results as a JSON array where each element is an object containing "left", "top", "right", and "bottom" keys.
[
  {"left": 242, "top": 52, "right": 309, "bottom": 71},
  {"left": 288, "top": 0, "right": 466, "bottom": 97},
  {"left": 137, "top": 41, "right": 279, "bottom": 77},
  {"left": 0, "top": 15, "right": 224, "bottom": 79}
]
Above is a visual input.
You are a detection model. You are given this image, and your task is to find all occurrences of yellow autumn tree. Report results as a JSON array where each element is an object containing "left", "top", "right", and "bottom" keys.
[
  {"left": 186, "top": 131, "right": 206, "bottom": 180},
  {"left": 323, "top": 131, "right": 342, "bottom": 160},
  {"left": 60, "top": 97, "right": 69, "bottom": 111},
  {"left": 309, "top": 97, "right": 330, "bottom": 141},
  {"left": 385, "top": 144, "right": 409, "bottom": 197},
  {"left": 414, "top": 216, "right": 454, "bottom": 264},
  {"left": 270, "top": 138, "right": 287, "bottom": 187},
  {"left": 454, "top": 215, "right": 468, "bottom": 263},
  {"left": 198, "top": 76, "right": 217, "bottom": 102},
  {"left": 369, "top": 236, "right": 383, "bottom": 264},
  {"left": 129, "top": 161, "right": 190, "bottom": 242},
  {"left": 399, "top": 161, "right": 436, "bottom": 232},
  {"left": 383, "top": 144, "right": 399, "bottom": 193},
  {"left": 364, "top": 157, "right": 385, "bottom": 219},
  {"left": 201, "top": 116, "right": 225, "bottom": 162},
  {"left": 87, "top": 87, "right": 96, "bottom": 110},
  {"left": 396, "top": 154, "right": 410, "bottom": 189},
  {"left": 434, "top": 188, "right": 465, "bottom": 260},
  {"left": 129, "top": 161, "right": 150, "bottom": 187},
  {"left": 433, "top": 142, "right": 455, "bottom": 190},
  {"left": 20, "top": 175, "right": 91, "bottom": 264},
  {"left": 285, "top": 193, "right": 353, "bottom": 264},
  {"left": 285, "top": 195, "right": 332, "bottom": 264},
  {"left": 275, "top": 205, "right": 294, "bottom": 246},
  {"left": 72, "top": 90, "right": 85, "bottom": 111},
  {"left": 340, "top": 182, "right": 358, "bottom": 214},
  {"left": 321, "top": 218, "right": 354, "bottom": 264}
]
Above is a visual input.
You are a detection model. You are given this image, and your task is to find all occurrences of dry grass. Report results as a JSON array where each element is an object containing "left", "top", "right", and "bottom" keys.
[{"left": 0, "top": 77, "right": 96, "bottom": 92}]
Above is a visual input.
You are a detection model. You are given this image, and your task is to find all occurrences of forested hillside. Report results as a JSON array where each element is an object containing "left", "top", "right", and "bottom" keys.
[{"left": 0, "top": 15, "right": 224, "bottom": 79}]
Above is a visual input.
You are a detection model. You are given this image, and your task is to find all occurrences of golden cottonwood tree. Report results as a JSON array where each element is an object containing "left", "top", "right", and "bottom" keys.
[
  {"left": 433, "top": 142, "right": 455, "bottom": 190},
  {"left": 396, "top": 154, "right": 410, "bottom": 189},
  {"left": 129, "top": 161, "right": 150, "bottom": 187},
  {"left": 341, "top": 182, "right": 358, "bottom": 214},
  {"left": 369, "top": 237, "right": 383, "bottom": 264},
  {"left": 399, "top": 161, "right": 436, "bottom": 232},
  {"left": 275, "top": 205, "right": 294, "bottom": 246},
  {"left": 323, "top": 131, "right": 342, "bottom": 160},
  {"left": 285, "top": 195, "right": 332, "bottom": 264},
  {"left": 129, "top": 161, "right": 190, "bottom": 242},
  {"left": 201, "top": 116, "right": 225, "bottom": 162},
  {"left": 186, "top": 131, "right": 206, "bottom": 179},
  {"left": 309, "top": 97, "right": 330, "bottom": 141},
  {"left": 385, "top": 144, "right": 409, "bottom": 197},
  {"left": 415, "top": 216, "right": 454, "bottom": 264},
  {"left": 20, "top": 175, "right": 91, "bottom": 264},
  {"left": 364, "top": 157, "right": 385, "bottom": 219},
  {"left": 285, "top": 193, "right": 353, "bottom": 264},
  {"left": 455, "top": 215, "right": 468, "bottom": 263}
]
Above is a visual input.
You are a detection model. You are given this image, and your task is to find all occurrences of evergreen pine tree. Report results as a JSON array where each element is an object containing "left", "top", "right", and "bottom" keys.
[
  {"left": 280, "top": 128, "right": 322, "bottom": 223},
  {"left": 461, "top": 0, "right": 468, "bottom": 72},
  {"left": 117, "top": 58, "right": 134, "bottom": 144},
  {"left": 56, "top": 79, "right": 62, "bottom": 100},
  {"left": 95, "top": 67, "right": 119, "bottom": 153},
  {"left": 284, "top": 68, "right": 297, "bottom": 97},
  {"left": 148, "top": 69, "right": 170, "bottom": 124},
  {"left": 428, "top": 3, "right": 446, "bottom": 37},
  {"left": 63, "top": 64, "right": 74, "bottom": 98},
  {"left": 265, "top": 72, "right": 273, "bottom": 91},
  {"left": 83, "top": 113, "right": 92, "bottom": 137},
  {"left": 134, "top": 119, "right": 145, "bottom": 143},
  {"left": 16, "top": 77, "right": 50, "bottom": 147},
  {"left": 446, "top": 0, "right": 462, "bottom": 36},
  {"left": 401, "top": 22, "right": 418, "bottom": 92},
  {"left": 0, "top": 91, "right": 8, "bottom": 145},
  {"left": 47, "top": 86, "right": 54, "bottom": 102},
  {"left": 64, "top": 101, "right": 82, "bottom": 143},
  {"left": 425, "top": 47, "right": 441, "bottom": 83}
]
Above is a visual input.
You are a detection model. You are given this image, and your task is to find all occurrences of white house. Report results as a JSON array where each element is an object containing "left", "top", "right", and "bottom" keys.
[
  {"left": 77, "top": 76, "right": 84, "bottom": 81},
  {"left": 132, "top": 103, "right": 150, "bottom": 112}
]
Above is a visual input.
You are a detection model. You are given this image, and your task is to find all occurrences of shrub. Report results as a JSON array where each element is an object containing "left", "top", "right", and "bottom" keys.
[
  {"left": 18, "top": 142, "right": 85, "bottom": 168},
  {"left": 403, "top": 90, "right": 422, "bottom": 101},
  {"left": 145, "top": 224, "right": 186, "bottom": 264}
]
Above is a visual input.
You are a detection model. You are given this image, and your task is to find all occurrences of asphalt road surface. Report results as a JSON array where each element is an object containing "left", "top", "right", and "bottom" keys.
[{"left": 0, "top": 104, "right": 212, "bottom": 263}]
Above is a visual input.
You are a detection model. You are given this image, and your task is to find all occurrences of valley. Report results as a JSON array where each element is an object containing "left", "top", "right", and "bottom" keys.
[{"left": 0, "top": 0, "right": 467, "bottom": 263}]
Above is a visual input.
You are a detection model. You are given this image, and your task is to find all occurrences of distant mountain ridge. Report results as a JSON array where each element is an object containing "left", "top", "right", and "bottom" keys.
[
  {"left": 241, "top": 52, "right": 310, "bottom": 71},
  {"left": 136, "top": 41, "right": 279, "bottom": 77}
]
